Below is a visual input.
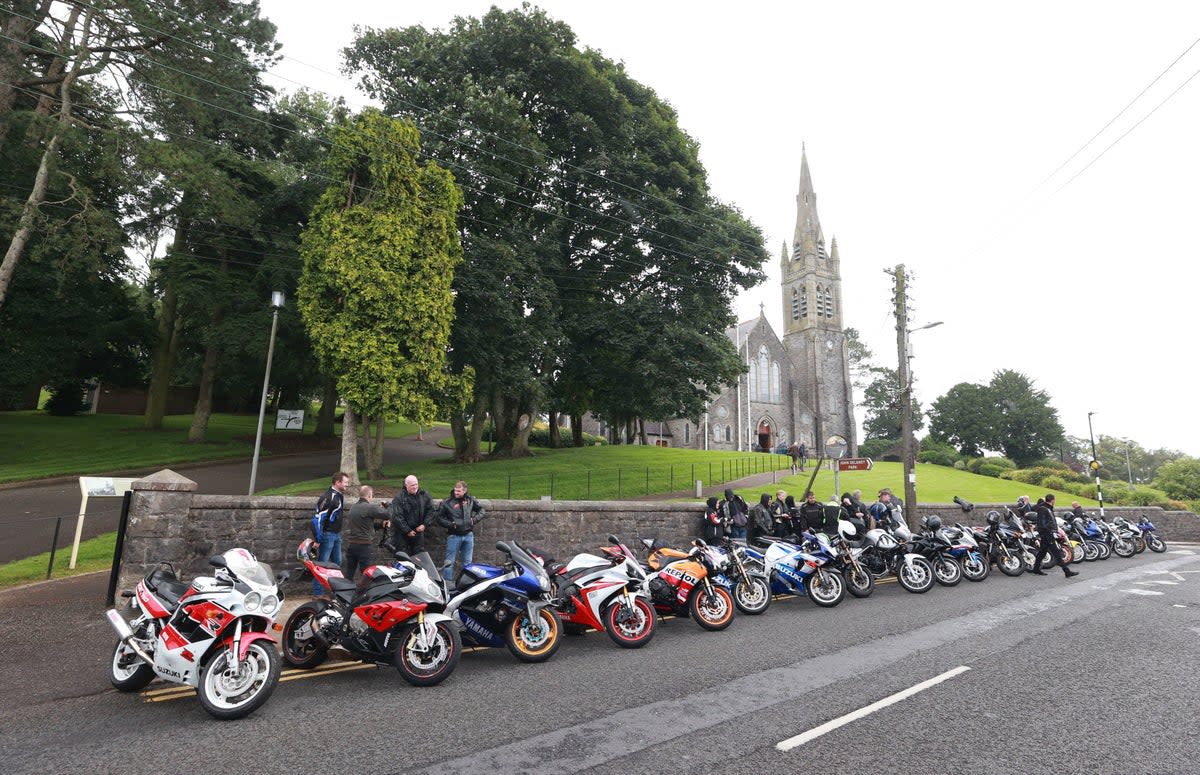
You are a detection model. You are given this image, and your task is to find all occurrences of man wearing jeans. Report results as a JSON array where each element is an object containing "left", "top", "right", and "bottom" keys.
[
  {"left": 437, "top": 480, "right": 485, "bottom": 585},
  {"left": 311, "top": 472, "right": 349, "bottom": 595}
]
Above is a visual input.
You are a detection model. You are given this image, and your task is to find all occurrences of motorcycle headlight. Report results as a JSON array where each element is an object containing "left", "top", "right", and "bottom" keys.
[
  {"left": 244, "top": 591, "right": 261, "bottom": 611},
  {"left": 260, "top": 594, "right": 279, "bottom": 616}
]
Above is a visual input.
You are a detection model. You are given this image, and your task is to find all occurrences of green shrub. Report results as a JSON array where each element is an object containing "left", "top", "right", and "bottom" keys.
[
  {"left": 967, "top": 456, "right": 1015, "bottom": 474},
  {"left": 1008, "top": 466, "right": 1072, "bottom": 486},
  {"left": 45, "top": 382, "right": 86, "bottom": 416},
  {"left": 954, "top": 460, "right": 966, "bottom": 470},
  {"left": 1042, "top": 475, "right": 1067, "bottom": 492},
  {"left": 917, "top": 438, "right": 961, "bottom": 467},
  {"left": 1106, "top": 484, "right": 1172, "bottom": 508},
  {"left": 977, "top": 463, "right": 1011, "bottom": 478},
  {"left": 527, "top": 426, "right": 607, "bottom": 448},
  {"left": 1166, "top": 500, "right": 1191, "bottom": 511},
  {"left": 859, "top": 438, "right": 897, "bottom": 460}
]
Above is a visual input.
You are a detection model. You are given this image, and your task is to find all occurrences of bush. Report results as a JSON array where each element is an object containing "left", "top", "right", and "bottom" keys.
[
  {"left": 977, "top": 463, "right": 1011, "bottom": 478},
  {"left": 953, "top": 460, "right": 967, "bottom": 470},
  {"left": 1105, "top": 484, "right": 1172, "bottom": 508},
  {"left": 917, "top": 438, "right": 961, "bottom": 467},
  {"left": 859, "top": 437, "right": 897, "bottom": 461},
  {"left": 1166, "top": 500, "right": 1191, "bottom": 511},
  {"left": 1008, "top": 466, "right": 1072, "bottom": 486},
  {"left": 526, "top": 426, "right": 607, "bottom": 448},
  {"left": 1042, "top": 476, "right": 1068, "bottom": 493},
  {"left": 44, "top": 382, "right": 86, "bottom": 416},
  {"left": 966, "top": 456, "right": 1016, "bottom": 474}
]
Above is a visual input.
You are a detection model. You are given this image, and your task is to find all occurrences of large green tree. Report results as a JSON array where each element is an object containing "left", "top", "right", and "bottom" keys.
[
  {"left": 928, "top": 369, "right": 1064, "bottom": 466},
  {"left": 1152, "top": 457, "right": 1200, "bottom": 501},
  {"left": 860, "top": 366, "right": 924, "bottom": 441},
  {"left": 298, "top": 109, "right": 465, "bottom": 480},
  {"left": 344, "top": 6, "right": 766, "bottom": 461},
  {"left": 927, "top": 382, "right": 995, "bottom": 457}
]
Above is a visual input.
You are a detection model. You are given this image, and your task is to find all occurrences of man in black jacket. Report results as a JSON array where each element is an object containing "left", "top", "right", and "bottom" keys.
[
  {"left": 798, "top": 490, "right": 827, "bottom": 535},
  {"left": 310, "top": 472, "right": 349, "bottom": 595},
  {"left": 437, "top": 480, "right": 485, "bottom": 583},
  {"left": 1031, "top": 494, "right": 1078, "bottom": 578},
  {"left": 389, "top": 475, "right": 435, "bottom": 555},
  {"left": 343, "top": 485, "right": 389, "bottom": 580}
]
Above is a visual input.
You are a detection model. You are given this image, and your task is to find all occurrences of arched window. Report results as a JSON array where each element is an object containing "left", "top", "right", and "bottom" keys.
[
  {"left": 713, "top": 424, "right": 722, "bottom": 442},
  {"left": 684, "top": 423, "right": 690, "bottom": 444},
  {"left": 770, "top": 361, "right": 780, "bottom": 402},
  {"left": 724, "top": 426, "right": 732, "bottom": 442},
  {"left": 825, "top": 289, "right": 835, "bottom": 319},
  {"left": 791, "top": 289, "right": 801, "bottom": 320},
  {"left": 756, "top": 346, "right": 770, "bottom": 401},
  {"left": 815, "top": 284, "right": 826, "bottom": 318},
  {"left": 799, "top": 288, "right": 808, "bottom": 318}
]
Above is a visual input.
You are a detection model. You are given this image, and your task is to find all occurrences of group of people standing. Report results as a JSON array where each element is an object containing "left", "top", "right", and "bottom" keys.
[
  {"left": 308, "top": 471, "right": 486, "bottom": 595},
  {"left": 700, "top": 486, "right": 907, "bottom": 544}
]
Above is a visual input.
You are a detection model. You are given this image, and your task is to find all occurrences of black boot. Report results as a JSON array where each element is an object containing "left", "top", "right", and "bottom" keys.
[{"left": 1063, "top": 567, "right": 1078, "bottom": 578}]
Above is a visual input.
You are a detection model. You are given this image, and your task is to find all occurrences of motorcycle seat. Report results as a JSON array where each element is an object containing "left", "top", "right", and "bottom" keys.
[
  {"left": 146, "top": 567, "right": 190, "bottom": 608},
  {"left": 313, "top": 561, "right": 342, "bottom": 571},
  {"left": 327, "top": 577, "right": 358, "bottom": 594}
]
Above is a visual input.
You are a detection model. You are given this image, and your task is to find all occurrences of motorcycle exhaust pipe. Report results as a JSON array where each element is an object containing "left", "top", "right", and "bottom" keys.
[{"left": 105, "top": 609, "right": 154, "bottom": 666}]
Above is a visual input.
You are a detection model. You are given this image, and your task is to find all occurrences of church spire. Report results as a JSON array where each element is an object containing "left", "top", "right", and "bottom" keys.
[
  {"left": 829, "top": 236, "right": 839, "bottom": 262},
  {"left": 792, "top": 145, "right": 824, "bottom": 262}
]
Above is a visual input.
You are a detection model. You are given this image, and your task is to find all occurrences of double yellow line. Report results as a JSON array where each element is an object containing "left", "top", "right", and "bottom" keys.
[{"left": 141, "top": 659, "right": 376, "bottom": 703}]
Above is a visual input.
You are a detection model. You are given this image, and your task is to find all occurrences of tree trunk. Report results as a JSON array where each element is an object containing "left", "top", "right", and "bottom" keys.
[
  {"left": 143, "top": 280, "right": 181, "bottom": 430},
  {"left": 0, "top": 0, "right": 55, "bottom": 134},
  {"left": 450, "top": 409, "right": 468, "bottom": 459},
  {"left": 361, "top": 414, "right": 385, "bottom": 479},
  {"left": 187, "top": 339, "right": 219, "bottom": 442},
  {"left": 638, "top": 417, "right": 648, "bottom": 446},
  {"left": 315, "top": 376, "right": 337, "bottom": 437},
  {"left": 548, "top": 410, "right": 561, "bottom": 448},
  {"left": 625, "top": 420, "right": 635, "bottom": 446},
  {"left": 570, "top": 412, "right": 584, "bottom": 447},
  {"left": 340, "top": 405, "right": 359, "bottom": 486},
  {"left": 490, "top": 392, "right": 535, "bottom": 459}
]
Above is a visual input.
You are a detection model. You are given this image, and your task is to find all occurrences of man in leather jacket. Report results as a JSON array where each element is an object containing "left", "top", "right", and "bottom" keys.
[
  {"left": 389, "top": 475, "right": 435, "bottom": 554},
  {"left": 437, "top": 480, "right": 485, "bottom": 583},
  {"left": 1030, "top": 494, "right": 1078, "bottom": 578}
]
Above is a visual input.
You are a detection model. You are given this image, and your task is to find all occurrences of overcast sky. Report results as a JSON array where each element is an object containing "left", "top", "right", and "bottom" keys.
[{"left": 259, "top": 0, "right": 1200, "bottom": 457}]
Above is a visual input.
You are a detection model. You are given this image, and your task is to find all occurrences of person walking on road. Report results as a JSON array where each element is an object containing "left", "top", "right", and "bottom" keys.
[
  {"left": 389, "top": 475, "right": 435, "bottom": 555},
  {"left": 437, "top": 480, "right": 484, "bottom": 584},
  {"left": 1031, "top": 494, "right": 1078, "bottom": 578},
  {"left": 343, "top": 485, "right": 389, "bottom": 580},
  {"left": 311, "top": 472, "right": 349, "bottom": 595}
]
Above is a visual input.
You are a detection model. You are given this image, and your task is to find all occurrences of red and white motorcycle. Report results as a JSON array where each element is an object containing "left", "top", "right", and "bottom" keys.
[
  {"left": 545, "top": 533, "right": 657, "bottom": 648},
  {"left": 106, "top": 548, "right": 286, "bottom": 720}
]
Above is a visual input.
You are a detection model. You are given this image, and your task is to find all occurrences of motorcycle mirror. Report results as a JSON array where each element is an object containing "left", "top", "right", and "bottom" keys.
[
  {"left": 208, "top": 555, "right": 227, "bottom": 568},
  {"left": 607, "top": 533, "right": 620, "bottom": 545},
  {"left": 276, "top": 570, "right": 291, "bottom": 584},
  {"left": 495, "top": 540, "right": 510, "bottom": 554}
]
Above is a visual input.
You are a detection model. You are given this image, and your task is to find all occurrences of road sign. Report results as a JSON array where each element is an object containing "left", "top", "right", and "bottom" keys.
[{"left": 837, "top": 457, "right": 873, "bottom": 472}]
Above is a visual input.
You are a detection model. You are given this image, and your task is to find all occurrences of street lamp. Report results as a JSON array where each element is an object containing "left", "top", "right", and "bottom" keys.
[
  {"left": 248, "top": 291, "right": 285, "bottom": 496},
  {"left": 1086, "top": 411, "right": 1105, "bottom": 517},
  {"left": 897, "top": 318, "right": 943, "bottom": 525},
  {"left": 1117, "top": 441, "right": 1134, "bottom": 487}
]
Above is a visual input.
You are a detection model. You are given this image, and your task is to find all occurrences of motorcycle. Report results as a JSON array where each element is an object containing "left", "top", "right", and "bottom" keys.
[
  {"left": 106, "top": 548, "right": 286, "bottom": 720},
  {"left": 1113, "top": 517, "right": 1146, "bottom": 553},
  {"left": 1063, "top": 516, "right": 1100, "bottom": 562},
  {"left": 855, "top": 512, "right": 935, "bottom": 593},
  {"left": 1138, "top": 516, "right": 1167, "bottom": 553},
  {"left": 639, "top": 538, "right": 737, "bottom": 630},
  {"left": 446, "top": 539, "right": 563, "bottom": 662},
  {"left": 938, "top": 522, "right": 990, "bottom": 581},
  {"left": 972, "top": 511, "right": 1024, "bottom": 576},
  {"left": 282, "top": 539, "right": 462, "bottom": 686},
  {"left": 745, "top": 533, "right": 847, "bottom": 607},
  {"left": 910, "top": 516, "right": 963, "bottom": 586},
  {"left": 823, "top": 519, "right": 875, "bottom": 597},
  {"left": 1098, "top": 518, "right": 1137, "bottom": 558},
  {"left": 712, "top": 537, "right": 773, "bottom": 614},
  {"left": 546, "top": 534, "right": 657, "bottom": 648}
]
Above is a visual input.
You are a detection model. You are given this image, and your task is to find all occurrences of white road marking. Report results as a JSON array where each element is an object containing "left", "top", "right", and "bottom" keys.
[
  {"left": 1136, "top": 580, "right": 1179, "bottom": 586},
  {"left": 775, "top": 666, "right": 971, "bottom": 752},
  {"left": 1169, "top": 550, "right": 1196, "bottom": 555},
  {"left": 1173, "top": 604, "right": 1187, "bottom": 608},
  {"left": 1122, "top": 589, "right": 1164, "bottom": 596}
]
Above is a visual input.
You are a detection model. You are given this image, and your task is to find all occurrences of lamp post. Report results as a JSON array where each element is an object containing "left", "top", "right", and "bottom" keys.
[
  {"left": 248, "top": 291, "right": 285, "bottom": 496},
  {"left": 1118, "top": 442, "right": 1133, "bottom": 487},
  {"left": 897, "top": 319, "right": 942, "bottom": 524},
  {"left": 1086, "top": 411, "right": 1104, "bottom": 516}
]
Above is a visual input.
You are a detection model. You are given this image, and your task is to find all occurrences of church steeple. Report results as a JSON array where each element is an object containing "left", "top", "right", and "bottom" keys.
[{"left": 792, "top": 145, "right": 825, "bottom": 265}]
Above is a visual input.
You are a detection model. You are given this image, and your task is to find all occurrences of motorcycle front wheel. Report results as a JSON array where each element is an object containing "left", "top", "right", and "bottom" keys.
[
  {"left": 394, "top": 620, "right": 462, "bottom": 686},
  {"left": 897, "top": 557, "right": 934, "bottom": 593},
  {"left": 845, "top": 565, "right": 875, "bottom": 598},
  {"left": 1082, "top": 541, "right": 1100, "bottom": 562},
  {"left": 962, "top": 553, "right": 990, "bottom": 582},
  {"left": 109, "top": 638, "right": 154, "bottom": 692},
  {"left": 806, "top": 569, "right": 846, "bottom": 607},
  {"left": 198, "top": 641, "right": 280, "bottom": 720},
  {"left": 688, "top": 585, "right": 735, "bottom": 631},
  {"left": 1133, "top": 537, "right": 1146, "bottom": 554},
  {"left": 281, "top": 601, "right": 331, "bottom": 669},
  {"left": 933, "top": 557, "right": 963, "bottom": 586},
  {"left": 1148, "top": 534, "right": 1167, "bottom": 553},
  {"left": 602, "top": 597, "right": 657, "bottom": 648},
  {"left": 733, "top": 576, "right": 772, "bottom": 615},
  {"left": 505, "top": 607, "right": 562, "bottom": 663},
  {"left": 997, "top": 550, "right": 1024, "bottom": 577},
  {"left": 1113, "top": 538, "right": 1136, "bottom": 558}
]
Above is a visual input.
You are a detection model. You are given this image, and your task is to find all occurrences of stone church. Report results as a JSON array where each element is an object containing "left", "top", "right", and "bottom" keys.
[{"left": 654, "top": 148, "right": 857, "bottom": 454}]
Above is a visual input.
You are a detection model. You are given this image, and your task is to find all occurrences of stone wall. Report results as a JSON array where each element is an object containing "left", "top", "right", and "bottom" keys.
[{"left": 120, "top": 471, "right": 1200, "bottom": 596}]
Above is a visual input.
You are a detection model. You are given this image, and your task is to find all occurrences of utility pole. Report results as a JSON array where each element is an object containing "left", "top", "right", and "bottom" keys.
[{"left": 890, "top": 265, "right": 917, "bottom": 529}]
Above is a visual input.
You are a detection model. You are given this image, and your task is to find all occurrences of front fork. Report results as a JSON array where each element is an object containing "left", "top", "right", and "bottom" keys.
[{"left": 229, "top": 618, "right": 243, "bottom": 671}]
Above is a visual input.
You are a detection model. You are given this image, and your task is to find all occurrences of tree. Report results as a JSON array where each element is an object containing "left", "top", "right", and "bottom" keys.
[
  {"left": 1152, "top": 457, "right": 1200, "bottom": 501},
  {"left": 843, "top": 327, "right": 875, "bottom": 390},
  {"left": 927, "top": 370, "right": 1064, "bottom": 467},
  {"left": 344, "top": 6, "right": 766, "bottom": 461},
  {"left": 860, "top": 366, "right": 923, "bottom": 440},
  {"left": 928, "top": 382, "right": 997, "bottom": 457},
  {"left": 298, "top": 109, "right": 464, "bottom": 480}
]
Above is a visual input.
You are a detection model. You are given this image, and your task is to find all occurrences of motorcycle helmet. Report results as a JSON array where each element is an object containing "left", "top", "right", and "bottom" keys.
[
  {"left": 986, "top": 510, "right": 1000, "bottom": 526},
  {"left": 921, "top": 515, "right": 942, "bottom": 531},
  {"left": 298, "top": 537, "right": 319, "bottom": 562}
]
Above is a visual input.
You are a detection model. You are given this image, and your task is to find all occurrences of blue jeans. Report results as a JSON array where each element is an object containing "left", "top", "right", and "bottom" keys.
[
  {"left": 443, "top": 532, "right": 474, "bottom": 583},
  {"left": 730, "top": 526, "right": 747, "bottom": 539},
  {"left": 313, "top": 532, "right": 342, "bottom": 595}
]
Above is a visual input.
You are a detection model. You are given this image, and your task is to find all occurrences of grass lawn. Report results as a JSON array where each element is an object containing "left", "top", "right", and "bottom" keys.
[
  {"left": 0, "top": 532, "right": 116, "bottom": 588},
  {"left": 723, "top": 460, "right": 1101, "bottom": 508},
  {"left": 0, "top": 411, "right": 427, "bottom": 483}
]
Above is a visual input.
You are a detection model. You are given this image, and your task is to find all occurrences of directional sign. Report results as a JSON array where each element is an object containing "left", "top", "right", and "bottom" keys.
[{"left": 836, "top": 457, "right": 873, "bottom": 472}]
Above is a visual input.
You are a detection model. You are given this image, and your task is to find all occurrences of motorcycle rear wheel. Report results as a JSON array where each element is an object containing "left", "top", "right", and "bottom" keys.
[
  {"left": 505, "top": 607, "right": 562, "bottom": 663},
  {"left": 1133, "top": 537, "right": 1146, "bottom": 554},
  {"left": 198, "top": 641, "right": 280, "bottom": 720},
  {"left": 688, "top": 585, "right": 735, "bottom": 630},
  {"left": 602, "top": 597, "right": 657, "bottom": 648},
  {"left": 109, "top": 638, "right": 154, "bottom": 692},
  {"left": 394, "top": 620, "right": 462, "bottom": 686},
  {"left": 281, "top": 601, "right": 331, "bottom": 669},
  {"left": 897, "top": 558, "right": 934, "bottom": 593},
  {"left": 733, "top": 576, "right": 772, "bottom": 615},
  {"left": 1082, "top": 541, "right": 1100, "bottom": 562},
  {"left": 1148, "top": 534, "right": 1167, "bottom": 553}
]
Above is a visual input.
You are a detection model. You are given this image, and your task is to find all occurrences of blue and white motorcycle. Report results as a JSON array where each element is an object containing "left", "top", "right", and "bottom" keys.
[
  {"left": 445, "top": 540, "right": 562, "bottom": 663},
  {"left": 743, "top": 533, "right": 846, "bottom": 607},
  {"left": 1138, "top": 516, "right": 1167, "bottom": 553}
]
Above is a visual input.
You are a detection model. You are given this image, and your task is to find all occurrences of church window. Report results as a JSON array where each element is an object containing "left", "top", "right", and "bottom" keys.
[
  {"left": 724, "top": 426, "right": 731, "bottom": 442},
  {"left": 713, "top": 424, "right": 722, "bottom": 442},
  {"left": 791, "top": 289, "right": 800, "bottom": 320},
  {"left": 799, "top": 289, "right": 808, "bottom": 318},
  {"left": 817, "top": 238, "right": 827, "bottom": 260},
  {"left": 770, "top": 361, "right": 780, "bottom": 403},
  {"left": 824, "top": 289, "right": 835, "bottom": 319},
  {"left": 684, "top": 423, "right": 690, "bottom": 444},
  {"left": 815, "top": 284, "right": 826, "bottom": 317}
]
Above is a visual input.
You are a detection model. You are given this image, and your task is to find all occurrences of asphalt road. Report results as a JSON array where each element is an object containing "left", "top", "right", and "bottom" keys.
[
  {"left": 2, "top": 548, "right": 1198, "bottom": 774},
  {"left": 0, "top": 429, "right": 451, "bottom": 564}
]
